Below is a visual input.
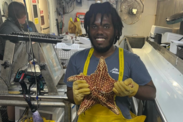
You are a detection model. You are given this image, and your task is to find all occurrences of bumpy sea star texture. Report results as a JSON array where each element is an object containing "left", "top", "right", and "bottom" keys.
[{"left": 68, "top": 57, "right": 119, "bottom": 115}]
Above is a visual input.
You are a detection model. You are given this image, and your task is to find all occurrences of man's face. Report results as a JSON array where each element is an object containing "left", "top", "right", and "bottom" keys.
[
  {"left": 17, "top": 15, "right": 26, "bottom": 24},
  {"left": 89, "top": 13, "right": 115, "bottom": 53}
]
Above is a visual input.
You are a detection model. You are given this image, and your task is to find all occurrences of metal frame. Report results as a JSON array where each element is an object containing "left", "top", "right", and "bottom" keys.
[
  {"left": 33, "top": 43, "right": 64, "bottom": 95},
  {"left": 131, "top": 97, "right": 138, "bottom": 115},
  {"left": 0, "top": 40, "right": 71, "bottom": 121},
  {"left": 0, "top": 40, "right": 64, "bottom": 95},
  {"left": 0, "top": 94, "right": 71, "bottom": 122},
  {"left": 0, "top": 40, "right": 15, "bottom": 93},
  {"left": 154, "top": 99, "right": 168, "bottom": 122}
]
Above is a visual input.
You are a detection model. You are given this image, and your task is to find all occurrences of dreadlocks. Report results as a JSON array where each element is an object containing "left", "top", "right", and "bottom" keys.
[{"left": 84, "top": 2, "right": 123, "bottom": 44}]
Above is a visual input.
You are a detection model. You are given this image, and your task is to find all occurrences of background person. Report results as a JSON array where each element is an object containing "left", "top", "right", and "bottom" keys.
[{"left": 0, "top": 2, "right": 37, "bottom": 122}]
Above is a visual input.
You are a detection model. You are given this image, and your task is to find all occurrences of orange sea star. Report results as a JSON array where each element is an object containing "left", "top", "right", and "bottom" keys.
[{"left": 68, "top": 57, "right": 119, "bottom": 115}]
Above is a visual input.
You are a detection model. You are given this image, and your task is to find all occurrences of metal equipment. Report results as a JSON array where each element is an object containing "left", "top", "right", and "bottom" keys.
[
  {"left": 149, "top": 25, "right": 172, "bottom": 42},
  {"left": 0, "top": 32, "right": 64, "bottom": 94},
  {"left": 122, "top": 36, "right": 183, "bottom": 122},
  {"left": 0, "top": 32, "right": 70, "bottom": 121},
  {"left": 0, "top": 32, "right": 63, "bottom": 44},
  {"left": 14, "top": 69, "right": 45, "bottom": 95}
]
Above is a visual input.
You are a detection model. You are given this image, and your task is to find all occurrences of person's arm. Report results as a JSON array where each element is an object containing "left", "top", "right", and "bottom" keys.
[
  {"left": 130, "top": 55, "right": 156, "bottom": 100},
  {"left": 113, "top": 55, "right": 156, "bottom": 100},
  {"left": 113, "top": 79, "right": 156, "bottom": 100},
  {"left": 67, "top": 80, "right": 90, "bottom": 105},
  {"left": 64, "top": 54, "right": 77, "bottom": 103},
  {"left": 135, "top": 80, "right": 156, "bottom": 100},
  {"left": 67, "top": 86, "right": 75, "bottom": 103},
  {"left": 64, "top": 54, "right": 90, "bottom": 105}
]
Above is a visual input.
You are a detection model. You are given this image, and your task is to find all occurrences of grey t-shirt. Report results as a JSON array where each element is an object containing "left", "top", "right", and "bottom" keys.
[
  {"left": 23, "top": 21, "right": 38, "bottom": 32},
  {"left": 64, "top": 47, "right": 151, "bottom": 119}
]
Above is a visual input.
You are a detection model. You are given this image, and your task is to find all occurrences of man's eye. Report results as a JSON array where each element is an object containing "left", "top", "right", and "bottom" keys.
[
  {"left": 91, "top": 25, "right": 97, "bottom": 29},
  {"left": 104, "top": 25, "right": 109, "bottom": 29}
]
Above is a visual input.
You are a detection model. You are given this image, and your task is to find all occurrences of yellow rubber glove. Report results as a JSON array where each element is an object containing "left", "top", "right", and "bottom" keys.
[
  {"left": 73, "top": 80, "right": 90, "bottom": 105},
  {"left": 113, "top": 78, "right": 139, "bottom": 97}
]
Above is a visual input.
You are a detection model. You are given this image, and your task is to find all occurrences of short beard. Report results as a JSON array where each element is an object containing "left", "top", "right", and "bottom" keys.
[{"left": 89, "top": 34, "right": 115, "bottom": 53}]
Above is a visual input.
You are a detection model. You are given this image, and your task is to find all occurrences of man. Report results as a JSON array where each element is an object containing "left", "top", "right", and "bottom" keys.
[
  {"left": 64, "top": 2, "right": 156, "bottom": 122},
  {"left": 0, "top": 2, "right": 37, "bottom": 122}
]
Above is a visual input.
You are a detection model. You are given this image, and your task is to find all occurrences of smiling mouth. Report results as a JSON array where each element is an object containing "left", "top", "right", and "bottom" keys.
[{"left": 96, "top": 38, "right": 105, "bottom": 41}]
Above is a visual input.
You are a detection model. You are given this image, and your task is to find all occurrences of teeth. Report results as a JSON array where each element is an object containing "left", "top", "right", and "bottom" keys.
[{"left": 96, "top": 38, "right": 105, "bottom": 41}]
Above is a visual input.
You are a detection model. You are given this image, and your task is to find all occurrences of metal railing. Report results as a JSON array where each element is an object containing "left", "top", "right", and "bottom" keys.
[{"left": 0, "top": 91, "right": 72, "bottom": 122}]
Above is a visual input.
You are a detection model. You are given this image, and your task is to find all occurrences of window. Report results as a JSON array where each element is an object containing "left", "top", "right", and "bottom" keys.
[
  {"left": 33, "top": 5, "right": 38, "bottom": 18},
  {"left": 41, "top": 16, "right": 45, "bottom": 25}
]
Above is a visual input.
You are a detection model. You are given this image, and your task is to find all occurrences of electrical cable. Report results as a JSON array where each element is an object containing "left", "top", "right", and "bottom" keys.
[{"left": 22, "top": 0, "right": 39, "bottom": 109}]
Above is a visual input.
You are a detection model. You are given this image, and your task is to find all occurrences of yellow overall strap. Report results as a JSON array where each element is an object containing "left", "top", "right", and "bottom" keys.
[
  {"left": 118, "top": 48, "right": 124, "bottom": 81},
  {"left": 83, "top": 47, "right": 124, "bottom": 80},
  {"left": 83, "top": 48, "right": 94, "bottom": 75}
]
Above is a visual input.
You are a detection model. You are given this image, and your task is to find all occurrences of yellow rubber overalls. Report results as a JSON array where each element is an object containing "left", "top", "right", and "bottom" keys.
[{"left": 78, "top": 48, "right": 146, "bottom": 122}]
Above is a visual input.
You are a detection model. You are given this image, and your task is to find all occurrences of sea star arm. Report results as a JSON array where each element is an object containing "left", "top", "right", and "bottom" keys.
[{"left": 78, "top": 95, "right": 97, "bottom": 115}]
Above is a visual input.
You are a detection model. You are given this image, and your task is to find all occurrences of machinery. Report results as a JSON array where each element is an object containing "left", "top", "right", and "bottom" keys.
[
  {"left": 14, "top": 68, "right": 45, "bottom": 95},
  {"left": 0, "top": 32, "right": 71, "bottom": 121},
  {"left": 0, "top": 32, "right": 63, "bottom": 44},
  {"left": 166, "top": 11, "right": 183, "bottom": 58},
  {"left": 0, "top": 32, "right": 64, "bottom": 94},
  {"left": 166, "top": 11, "right": 183, "bottom": 35},
  {"left": 122, "top": 36, "right": 183, "bottom": 122},
  {"left": 0, "top": 0, "right": 73, "bottom": 121}
]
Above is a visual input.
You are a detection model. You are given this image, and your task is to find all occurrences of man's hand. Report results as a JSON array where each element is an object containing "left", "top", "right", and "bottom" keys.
[
  {"left": 73, "top": 80, "right": 90, "bottom": 105},
  {"left": 113, "top": 78, "right": 139, "bottom": 97}
]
